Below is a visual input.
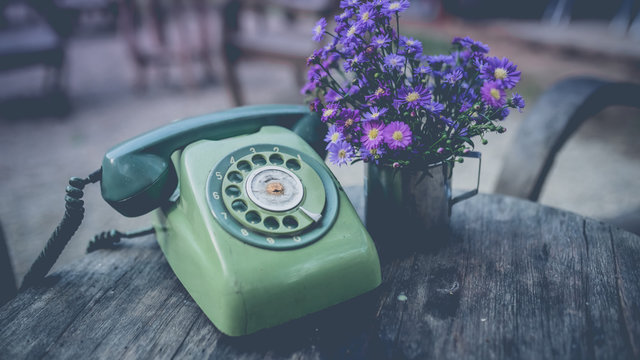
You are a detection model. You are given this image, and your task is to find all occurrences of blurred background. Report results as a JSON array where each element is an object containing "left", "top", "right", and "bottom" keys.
[{"left": 0, "top": 0, "right": 639, "bottom": 288}]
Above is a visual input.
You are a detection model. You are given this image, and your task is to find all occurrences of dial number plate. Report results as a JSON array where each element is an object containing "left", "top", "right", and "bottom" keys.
[{"left": 206, "top": 144, "right": 338, "bottom": 250}]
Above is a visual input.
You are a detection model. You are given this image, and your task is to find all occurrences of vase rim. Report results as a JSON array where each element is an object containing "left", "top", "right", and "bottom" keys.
[{"left": 370, "top": 157, "right": 453, "bottom": 171}]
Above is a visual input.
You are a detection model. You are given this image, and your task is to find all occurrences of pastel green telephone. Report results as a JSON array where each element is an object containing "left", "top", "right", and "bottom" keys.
[{"left": 23, "top": 104, "right": 381, "bottom": 336}]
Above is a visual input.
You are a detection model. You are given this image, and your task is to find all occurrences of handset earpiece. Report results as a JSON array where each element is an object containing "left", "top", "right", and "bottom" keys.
[
  {"left": 100, "top": 105, "right": 320, "bottom": 217},
  {"left": 101, "top": 153, "right": 177, "bottom": 217}
]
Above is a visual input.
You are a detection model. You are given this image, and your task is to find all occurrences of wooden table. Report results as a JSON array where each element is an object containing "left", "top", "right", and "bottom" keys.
[{"left": 1, "top": 194, "right": 639, "bottom": 359}]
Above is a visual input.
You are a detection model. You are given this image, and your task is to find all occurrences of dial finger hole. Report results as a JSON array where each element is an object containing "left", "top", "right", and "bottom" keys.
[
  {"left": 225, "top": 185, "right": 241, "bottom": 197},
  {"left": 286, "top": 159, "right": 301, "bottom": 170},
  {"left": 269, "top": 154, "right": 284, "bottom": 165},
  {"left": 237, "top": 160, "right": 252, "bottom": 172},
  {"left": 283, "top": 216, "right": 298, "bottom": 229},
  {"left": 227, "top": 171, "right": 243, "bottom": 183},
  {"left": 245, "top": 211, "right": 261, "bottom": 224},
  {"left": 251, "top": 155, "right": 267, "bottom": 166},
  {"left": 264, "top": 217, "right": 279, "bottom": 230},
  {"left": 231, "top": 199, "right": 247, "bottom": 212}
]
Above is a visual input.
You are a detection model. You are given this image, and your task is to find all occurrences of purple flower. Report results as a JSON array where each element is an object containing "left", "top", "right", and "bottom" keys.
[
  {"left": 363, "top": 106, "right": 387, "bottom": 122},
  {"left": 340, "top": 22, "right": 365, "bottom": 48},
  {"left": 335, "top": 108, "right": 361, "bottom": 131},
  {"left": 335, "top": 9, "right": 353, "bottom": 23},
  {"left": 325, "top": 89, "right": 343, "bottom": 102},
  {"left": 328, "top": 141, "right": 354, "bottom": 166},
  {"left": 413, "top": 65, "right": 432, "bottom": 79},
  {"left": 312, "top": 18, "right": 327, "bottom": 42},
  {"left": 510, "top": 93, "right": 525, "bottom": 112},
  {"left": 382, "top": 0, "right": 410, "bottom": 16},
  {"left": 394, "top": 85, "right": 431, "bottom": 109},
  {"left": 357, "top": 4, "right": 378, "bottom": 30},
  {"left": 497, "top": 107, "right": 510, "bottom": 120},
  {"left": 324, "top": 124, "right": 344, "bottom": 149},
  {"left": 481, "top": 56, "right": 521, "bottom": 89},
  {"left": 383, "top": 121, "right": 412, "bottom": 149},
  {"left": 384, "top": 54, "right": 405, "bottom": 70},
  {"left": 365, "top": 85, "right": 390, "bottom": 103},
  {"left": 480, "top": 81, "right": 506, "bottom": 108},
  {"left": 452, "top": 36, "right": 490, "bottom": 54},
  {"left": 361, "top": 121, "right": 386, "bottom": 149},
  {"left": 371, "top": 34, "right": 391, "bottom": 48},
  {"left": 400, "top": 36, "right": 422, "bottom": 54},
  {"left": 361, "top": 146, "right": 386, "bottom": 163},
  {"left": 425, "top": 101, "right": 444, "bottom": 115},
  {"left": 343, "top": 53, "right": 365, "bottom": 72},
  {"left": 321, "top": 103, "right": 340, "bottom": 122},
  {"left": 427, "top": 54, "right": 454, "bottom": 70},
  {"left": 443, "top": 68, "right": 464, "bottom": 84},
  {"left": 339, "top": 0, "right": 360, "bottom": 8}
]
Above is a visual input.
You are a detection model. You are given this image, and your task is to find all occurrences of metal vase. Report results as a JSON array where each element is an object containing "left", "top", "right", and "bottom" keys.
[{"left": 364, "top": 152, "right": 481, "bottom": 250}]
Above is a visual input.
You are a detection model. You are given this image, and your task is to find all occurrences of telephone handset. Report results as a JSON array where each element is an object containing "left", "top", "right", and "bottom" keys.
[
  {"left": 99, "top": 105, "right": 381, "bottom": 336},
  {"left": 101, "top": 105, "right": 325, "bottom": 217}
]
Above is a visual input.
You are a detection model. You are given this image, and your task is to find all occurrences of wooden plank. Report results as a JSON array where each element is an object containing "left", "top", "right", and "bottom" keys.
[{"left": 1, "top": 195, "right": 639, "bottom": 359}]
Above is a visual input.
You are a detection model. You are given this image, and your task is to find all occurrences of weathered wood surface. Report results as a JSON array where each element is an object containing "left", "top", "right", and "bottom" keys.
[{"left": 1, "top": 194, "right": 639, "bottom": 359}]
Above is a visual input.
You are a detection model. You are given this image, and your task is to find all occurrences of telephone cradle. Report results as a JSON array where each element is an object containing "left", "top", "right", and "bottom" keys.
[{"left": 99, "top": 105, "right": 382, "bottom": 336}]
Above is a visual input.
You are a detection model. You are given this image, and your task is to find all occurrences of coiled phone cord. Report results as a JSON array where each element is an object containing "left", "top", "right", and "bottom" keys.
[
  {"left": 86, "top": 227, "right": 155, "bottom": 253},
  {"left": 20, "top": 170, "right": 102, "bottom": 289}
]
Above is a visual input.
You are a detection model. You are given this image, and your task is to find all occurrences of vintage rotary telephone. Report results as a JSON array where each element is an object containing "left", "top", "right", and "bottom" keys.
[{"left": 21, "top": 105, "right": 381, "bottom": 336}]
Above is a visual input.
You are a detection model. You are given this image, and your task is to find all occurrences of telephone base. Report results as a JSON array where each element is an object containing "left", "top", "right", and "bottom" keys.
[{"left": 154, "top": 126, "right": 381, "bottom": 336}]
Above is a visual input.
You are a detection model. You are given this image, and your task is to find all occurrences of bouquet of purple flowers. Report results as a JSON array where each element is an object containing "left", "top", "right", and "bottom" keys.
[{"left": 302, "top": 0, "right": 525, "bottom": 168}]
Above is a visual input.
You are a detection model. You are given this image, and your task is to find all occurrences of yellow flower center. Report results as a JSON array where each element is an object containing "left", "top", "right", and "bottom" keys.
[
  {"left": 314, "top": 25, "right": 322, "bottom": 35},
  {"left": 347, "top": 25, "right": 356, "bottom": 37},
  {"left": 361, "top": 11, "right": 369, "bottom": 21},
  {"left": 375, "top": 87, "right": 384, "bottom": 96},
  {"left": 370, "top": 148, "right": 378, "bottom": 155},
  {"left": 390, "top": 59, "right": 398, "bottom": 66},
  {"left": 392, "top": 131, "right": 404, "bottom": 141},
  {"left": 371, "top": 112, "right": 379, "bottom": 119},
  {"left": 368, "top": 128, "right": 379, "bottom": 140},
  {"left": 405, "top": 92, "right": 420, "bottom": 102},
  {"left": 345, "top": 118, "right": 354, "bottom": 126},
  {"left": 389, "top": 2, "right": 400, "bottom": 10},
  {"left": 406, "top": 40, "right": 414, "bottom": 46},
  {"left": 331, "top": 132, "right": 340, "bottom": 142},
  {"left": 490, "top": 88, "right": 501, "bottom": 100},
  {"left": 494, "top": 68, "right": 507, "bottom": 80},
  {"left": 376, "top": 38, "right": 385, "bottom": 44},
  {"left": 323, "top": 108, "right": 334, "bottom": 118},
  {"left": 338, "top": 149, "right": 347, "bottom": 158}
]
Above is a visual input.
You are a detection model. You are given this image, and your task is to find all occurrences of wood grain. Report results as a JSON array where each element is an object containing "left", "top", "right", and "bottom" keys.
[{"left": 1, "top": 194, "right": 639, "bottom": 359}]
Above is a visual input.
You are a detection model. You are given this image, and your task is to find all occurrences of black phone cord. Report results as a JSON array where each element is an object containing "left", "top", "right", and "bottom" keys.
[
  {"left": 86, "top": 227, "right": 156, "bottom": 253},
  {"left": 20, "top": 169, "right": 102, "bottom": 290}
]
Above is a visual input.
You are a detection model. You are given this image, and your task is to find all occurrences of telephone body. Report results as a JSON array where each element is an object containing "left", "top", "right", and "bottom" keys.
[{"left": 100, "top": 105, "right": 381, "bottom": 336}]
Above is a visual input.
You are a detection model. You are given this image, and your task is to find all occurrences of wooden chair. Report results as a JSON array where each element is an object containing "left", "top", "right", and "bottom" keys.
[
  {"left": 221, "top": 0, "right": 338, "bottom": 106},
  {"left": 117, "top": 0, "right": 216, "bottom": 90},
  {"left": 0, "top": 0, "right": 75, "bottom": 114},
  {"left": 0, "top": 220, "right": 16, "bottom": 306},
  {"left": 495, "top": 76, "right": 640, "bottom": 234}
]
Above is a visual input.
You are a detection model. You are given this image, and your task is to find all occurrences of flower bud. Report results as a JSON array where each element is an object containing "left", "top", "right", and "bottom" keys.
[
  {"left": 374, "top": 73, "right": 381, "bottom": 78},
  {"left": 463, "top": 148, "right": 471, "bottom": 154},
  {"left": 437, "top": 147, "right": 444, "bottom": 154},
  {"left": 482, "top": 139, "right": 488, "bottom": 145},
  {"left": 410, "top": 111, "right": 416, "bottom": 117},
  {"left": 457, "top": 157, "right": 464, "bottom": 163},
  {"left": 393, "top": 162, "right": 400, "bottom": 168},
  {"left": 446, "top": 140, "right": 452, "bottom": 145}
]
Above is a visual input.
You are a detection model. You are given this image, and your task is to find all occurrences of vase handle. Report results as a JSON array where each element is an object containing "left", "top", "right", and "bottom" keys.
[{"left": 450, "top": 151, "right": 482, "bottom": 207}]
